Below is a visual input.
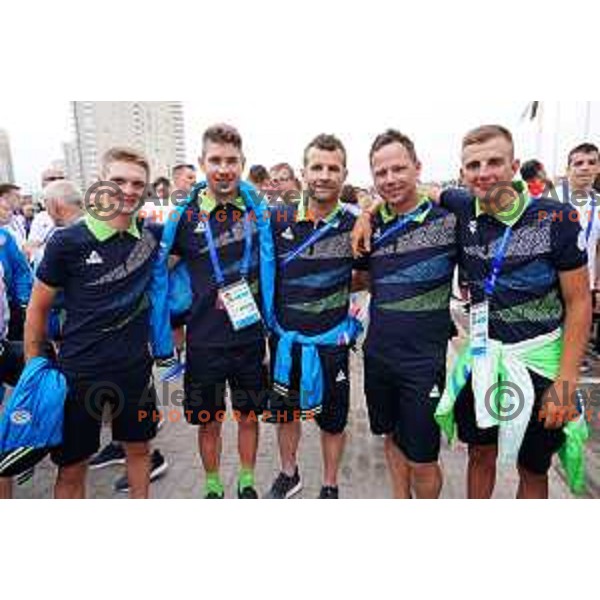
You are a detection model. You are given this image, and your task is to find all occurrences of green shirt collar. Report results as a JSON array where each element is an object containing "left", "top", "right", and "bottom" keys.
[
  {"left": 84, "top": 214, "right": 141, "bottom": 242},
  {"left": 296, "top": 200, "right": 343, "bottom": 226},
  {"left": 198, "top": 189, "right": 246, "bottom": 213},
  {"left": 379, "top": 196, "right": 431, "bottom": 225},
  {"left": 475, "top": 180, "right": 531, "bottom": 227}
]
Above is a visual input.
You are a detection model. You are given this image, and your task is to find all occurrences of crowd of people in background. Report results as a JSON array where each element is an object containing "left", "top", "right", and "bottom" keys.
[{"left": 0, "top": 123, "right": 598, "bottom": 500}]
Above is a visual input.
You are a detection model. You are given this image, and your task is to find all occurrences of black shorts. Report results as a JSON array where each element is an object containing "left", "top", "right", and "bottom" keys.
[
  {"left": 364, "top": 354, "right": 445, "bottom": 464},
  {"left": 0, "top": 341, "right": 25, "bottom": 389},
  {"left": 171, "top": 310, "right": 190, "bottom": 330},
  {"left": 454, "top": 371, "right": 565, "bottom": 475},
  {"left": 184, "top": 340, "right": 268, "bottom": 425},
  {"left": 268, "top": 338, "right": 351, "bottom": 435},
  {"left": 51, "top": 366, "right": 158, "bottom": 468}
]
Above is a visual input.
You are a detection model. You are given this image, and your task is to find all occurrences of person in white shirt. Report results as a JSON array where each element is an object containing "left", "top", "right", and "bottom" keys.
[
  {"left": 556, "top": 143, "right": 600, "bottom": 290},
  {"left": 27, "top": 167, "right": 68, "bottom": 262},
  {"left": 30, "top": 181, "right": 84, "bottom": 269}
]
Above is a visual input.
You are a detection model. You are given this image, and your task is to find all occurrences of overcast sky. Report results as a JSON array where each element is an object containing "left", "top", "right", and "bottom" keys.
[{"left": 0, "top": 100, "right": 595, "bottom": 192}]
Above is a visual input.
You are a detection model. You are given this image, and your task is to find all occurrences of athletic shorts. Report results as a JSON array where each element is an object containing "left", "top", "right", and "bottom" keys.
[
  {"left": 268, "top": 338, "right": 351, "bottom": 435},
  {"left": 184, "top": 340, "right": 269, "bottom": 425},
  {"left": 0, "top": 341, "right": 25, "bottom": 389},
  {"left": 51, "top": 365, "right": 158, "bottom": 468},
  {"left": 364, "top": 354, "right": 445, "bottom": 464},
  {"left": 454, "top": 371, "right": 565, "bottom": 475}
]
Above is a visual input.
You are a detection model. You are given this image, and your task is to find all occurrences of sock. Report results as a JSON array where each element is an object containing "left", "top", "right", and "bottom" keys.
[
  {"left": 238, "top": 468, "right": 255, "bottom": 491},
  {"left": 205, "top": 473, "right": 224, "bottom": 496}
]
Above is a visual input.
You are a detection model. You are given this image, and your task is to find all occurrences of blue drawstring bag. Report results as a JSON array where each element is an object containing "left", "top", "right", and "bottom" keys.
[
  {"left": 168, "top": 262, "right": 193, "bottom": 318},
  {"left": 0, "top": 357, "right": 67, "bottom": 477}
]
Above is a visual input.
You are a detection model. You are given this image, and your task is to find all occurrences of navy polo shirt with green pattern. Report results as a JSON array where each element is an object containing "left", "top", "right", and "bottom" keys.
[
  {"left": 171, "top": 189, "right": 263, "bottom": 349},
  {"left": 441, "top": 185, "right": 588, "bottom": 344},
  {"left": 36, "top": 215, "right": 162, "bottom": 377},
  {"left": 271, "top": 201, "right": 365, "bottom": 335},
  {"left": 365, "top": 200, "right": 458, "bottom": 371}
]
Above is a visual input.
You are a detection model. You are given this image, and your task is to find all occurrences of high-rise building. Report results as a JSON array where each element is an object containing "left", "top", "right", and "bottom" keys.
[
  {"left": 70, "top": 102, "right": 186, "bottom": 187},
  {"left": 0, "top": 129, "right": 15, "bottom": 184},
  {"left": 63, "top": 141, "right": 83, "bottom": 188}
]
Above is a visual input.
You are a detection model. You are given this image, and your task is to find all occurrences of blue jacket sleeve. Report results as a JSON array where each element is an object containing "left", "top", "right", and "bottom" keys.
[{"left": 6, "top": 233, "right": 33, "bottom": 305}]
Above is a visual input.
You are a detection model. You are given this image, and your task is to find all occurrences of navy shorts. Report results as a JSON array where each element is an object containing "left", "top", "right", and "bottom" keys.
[
  {"left": 364, "top": 354, "right": 445, "bottom": 464},
  {"left": 184, "top": 340, "right": 269, "bottom": 425},
  {"left": 454, "top": 371, "right": 565, "bottom": 475},
  {"left": 51, "top": 365, "right": 158, "bottom": 468},
  {"left": 268, "top": 338, "right": 351, "bottom": 435},
  {"left": 0, "top": 341, "right": 25, "bottom": 389}
]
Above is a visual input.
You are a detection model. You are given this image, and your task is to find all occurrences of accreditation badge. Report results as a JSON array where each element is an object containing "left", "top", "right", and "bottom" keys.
[
  {"left": 470, "top": 301, "right": 489, "bottom": 358},
  {"left": 218, "top": 279, "right": 261, "bottom": 331}
]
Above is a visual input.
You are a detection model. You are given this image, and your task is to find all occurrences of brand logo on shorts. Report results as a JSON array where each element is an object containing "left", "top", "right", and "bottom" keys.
[
  {"left": 85, "top": 251, "right": 104, "bottom": 265},
  {"left": 430, "top": 385, "right": 441, "bottom": 399},
  {"left": 336, "top": 370, "right": 347, "bottom": 384},
  {"left": 10, "top": 410, "right": 33, "bottom": 426},
  {"left": 282, "top": 227, "right": 295, "bottom": 241},
  {"left": 469, "top": 221, "right": 478, "bottom": 235}
]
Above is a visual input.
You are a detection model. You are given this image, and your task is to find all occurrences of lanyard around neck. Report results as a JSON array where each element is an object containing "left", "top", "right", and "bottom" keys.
[{"left": 203, "top": 211, "right": 254, "bottom": 288}]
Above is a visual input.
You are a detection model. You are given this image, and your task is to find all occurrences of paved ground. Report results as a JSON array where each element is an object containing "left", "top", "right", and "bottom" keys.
[{"left": 14, "top": 349, "right": 580, "bottom": 500}]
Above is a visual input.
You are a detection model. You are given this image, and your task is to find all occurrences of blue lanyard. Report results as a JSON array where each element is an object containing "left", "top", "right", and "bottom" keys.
[
  {"left": 372, "top": 202, "right": 432, "bottom": 251},
  {"left": 281, "top": 213, "right": 343, "bottom": 269},
  {"left": 484, "top": 226, "right": 513, "bottom": 298},
  {"left": 203, "top": 212, "right": 254, "bottom": 288},
  {"left": 586, "top": 193, "right": 597, "bottom": 243}
]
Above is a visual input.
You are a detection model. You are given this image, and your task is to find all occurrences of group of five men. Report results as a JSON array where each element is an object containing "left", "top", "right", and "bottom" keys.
[{"left": 3, "top": 122, "right": 597, "bottom": 500}]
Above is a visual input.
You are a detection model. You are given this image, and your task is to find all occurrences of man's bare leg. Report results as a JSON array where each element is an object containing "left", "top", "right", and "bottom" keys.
[
  {"left": 322, "top": 431, "right": 346, "bottom": 488},
  {"left": 468, "top": 445, "right": 498, "bottom": 499},
  {"left": 238, "top": 415, "right": 259, "bottom": 472},
  {"left": 124, "top": 442, "right": 151, "bottom": 500},
  {"left": 0, "top": 478, "right": 13, "bottom": 499},
  {"left": 278, "top": 420, "right": 302, "bottom": 476},
  {"left": 55, "top": 462, "right": 87, "bottom": 499},
  {"left": 199, "top": 421, "right": 223, "bottom": 471},
  {"left": 517, "top": 466, "right": 549, "bottom": 499},
  {"left": 411, "top": 462, "right": 443, "bottom": 499},
  {"left": 384, "top": 437, "right": 411, "bottom": 499}
]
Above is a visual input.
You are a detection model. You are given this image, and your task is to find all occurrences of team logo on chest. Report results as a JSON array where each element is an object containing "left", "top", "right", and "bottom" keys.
[
  {"left": 194, "top": 221, "right": 207, "bottom": 234},
  {"left": 281, "top": 227, "right": 295, "bottom": 241},
  {"left": 85, "top": 250, "right": 104, "bottom": 266}
]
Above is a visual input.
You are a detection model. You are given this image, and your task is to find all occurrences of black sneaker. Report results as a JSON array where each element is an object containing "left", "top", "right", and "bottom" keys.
[
  {"left": 238, "top": 486, "right": 259, "bottom": 499},
  {"left": 319, "top": 486, "right": 339, "bottom": 499},
  {"left": 90, "top": 442, "right": 126, "bottom": 470},
  {"left": 267, "top": 469, "right": 303, "bottom": 499},
  {"left": 114, "top": 450, "right": 169, "bottom": 494}
]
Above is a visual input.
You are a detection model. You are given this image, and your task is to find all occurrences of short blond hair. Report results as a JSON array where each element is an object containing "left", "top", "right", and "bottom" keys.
[
  {"left": 462, "top": 125, "right": 515, "bottom": 157},
  {"left": 101, "top": 147, "right": 150, "bottom": 179}
]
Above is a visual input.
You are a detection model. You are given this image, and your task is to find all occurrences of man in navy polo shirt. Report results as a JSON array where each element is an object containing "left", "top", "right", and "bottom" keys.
[
  {"left": 25, "top": 148, "right": 162, "bottom": 499},
  {"left": 362, "top": 130, "right": 457, "bottom": 499},
  {"left": 444, "top": 126, "right": 591, "bottom": 499},
  {"left": 171, "top": 125, "right": 267, "bottom": 500},
  {"left": 267, "top": 134, "right": 367, "bottom": 500}
]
